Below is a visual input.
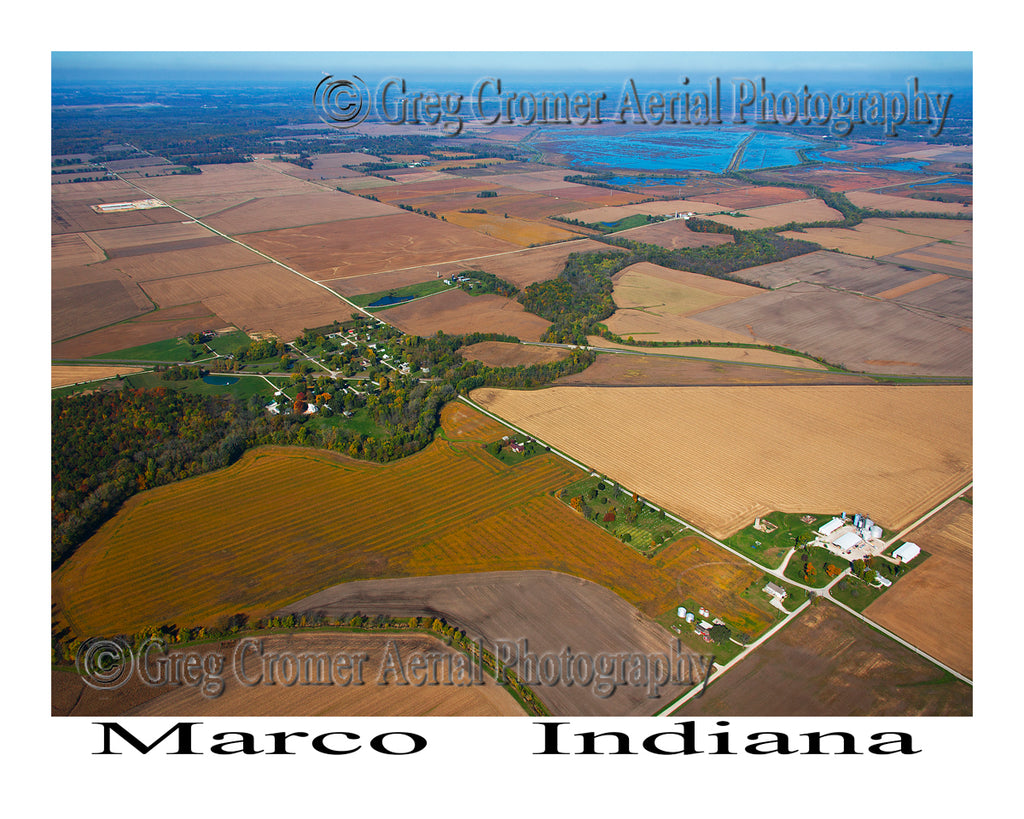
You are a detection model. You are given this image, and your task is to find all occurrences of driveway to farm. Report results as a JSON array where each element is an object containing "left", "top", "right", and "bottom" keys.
[
  {"left": 461, "top": 394, "right": 974, "bottom": 692},
  {"left": 820, "top": 569, "right": 972, "bottom": 685}
]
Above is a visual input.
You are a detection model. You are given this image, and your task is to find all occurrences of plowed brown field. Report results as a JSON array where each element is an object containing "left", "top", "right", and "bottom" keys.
[
  {"left": 383, "top": 289, "right": 552, "bottom": 341},
  {"left": 676, "top": 601, "right": 971, "bottom": 716},
  {"left": 703, "top": 198, "right": 843, "bottom": 230},
  {"left": 471, "top": 384, "right": 972, "bottom": 539},
  {"left": 328, "top": 239, "right": 622, "bottom": 293},
  {"left": 864, "top": 499, "right": 973, "bottom": 677},
  {"left": 242, "top": 212, "right": 517, "bottom": 280},
  {"left": 460, "top": 341, "right": 569, "bottom": 367},
  {"left": 53, "top": 633, "right": 524, "bottom": 717}
]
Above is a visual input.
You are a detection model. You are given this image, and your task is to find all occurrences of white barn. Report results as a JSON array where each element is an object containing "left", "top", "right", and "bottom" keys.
[
  {"left": 892, "top": 542, "right": 921, "bottom": 562},
  {"left": 818, "top": 517, "right": 844, "bottom": 537}
]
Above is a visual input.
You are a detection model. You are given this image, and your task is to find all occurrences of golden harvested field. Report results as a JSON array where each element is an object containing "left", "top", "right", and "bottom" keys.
[
  {"left": 781, "top": 217, "right": 972, "bottom": 259},
  {"left": 460, "top": 341, "right": 570, "bottom": 367},
  {"left": 602, "top": 309, "right": 758, "bottom": 344},
  {"left": 470, "top": 193, "right": 597, "bottom": 220},
  {"left": 611, "top": 262, "right": 760, "bottom": 315},
  {"left": 688, "top": 185, "right": 809, "bottom": 209},
  {"left": 703, "top": 198, "right": 843, "bottom": 230},
  {"left": 51, "top": 365, "right": 145, "bottom": 387},
  {"left": 242, "top": 212, "right": 517, "bottom": 281},
  {"left": 875, "top": 273, "right": 950, "bottom": 300},
  {"left": 333, "top": 175, "right": 401, "bottom": 191},
  {"left": 53, "top": 633, "right": 524, "bottom": 717},
  {"left": 677, "top": 601, "right": 971, "bottom": 716},
  {"left": 52, "top": 233, "right": 106, "bottom": 268},
  {"left": 54, "top": 403, "right": 746, "bottom": 639},
  {"left": 383, "top": 289, "right": 552, "bottom": 341},
  {"left": 846, "top": 190, "right": 973, "bottom": 216},
  {"left": 471, "top": 384, "right": 972, "bottom": 539},
  {"left": 654, "top": 537, "right": 782, "bottom": 638},
  {"left": 203, "top": 191, "right": 400, "bottom": 235},
  {"left": 441, "top": 210, "right": 582, "bottom": 246},
  {"left": 864, "top": 499, "right": 973, "bottom": 678},
  {"left": 586, "top": 337, "right": 829, "bottom": 370}
]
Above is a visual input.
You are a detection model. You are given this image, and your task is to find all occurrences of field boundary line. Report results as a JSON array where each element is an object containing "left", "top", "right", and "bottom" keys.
[
  {"left": 107, "top": 171, "right": 384, "bottom": 325},
  {"left": 457, "top": 395, "right": 591, "bottom": 473},
  {"left": 462, "top": 392, "right": 976, "bottom": 686},
  {"left": 884, "top": 480, "right": 973, "bottom": 547},
  {"left": 825, "top": 594, "right": 973, "bottom": 685}
]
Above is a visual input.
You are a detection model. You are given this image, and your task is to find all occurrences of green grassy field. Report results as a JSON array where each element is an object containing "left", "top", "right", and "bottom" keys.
[
  {"left": 123, "top": 371, "right": 276, "bottom": 401},
  {"left": 89, "top": 336, "right": 202, "bottom": 362},
  {"left": 722, "top": 511, "right": 833, "bottom": 569},
  {"left": 304, "top": 406, "right": 388, "bottom": 439},
  {"left": 206, "top": 330, "right": 251, "bottom": 355},
  {"left": 830, "top": 550, "right": 930, "bottom": 611},
  {"left": 348, "top": 280, "right": 452, "bottom": 311}
]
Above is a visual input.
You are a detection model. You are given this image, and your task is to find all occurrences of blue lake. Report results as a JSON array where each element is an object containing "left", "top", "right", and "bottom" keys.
[
  {"left": 801, "top": 148, "right": 930, "bottom": 174},
  {"left": 539, "top": 128, "right": 816, "bottom": 173},
  {"left": 369, "top": 294, "right": 414, "bottom": 307},
  {"left": 911, "top": 177, "right": 972, "bottom": 187},
  {"left": 202, "top": 375, "right": 239, "bottom": 386}
]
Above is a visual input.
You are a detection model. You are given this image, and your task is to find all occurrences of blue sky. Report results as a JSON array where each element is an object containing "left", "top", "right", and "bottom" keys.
[{"left": 52, "top": 51, "right": 972, "bottom": 85}]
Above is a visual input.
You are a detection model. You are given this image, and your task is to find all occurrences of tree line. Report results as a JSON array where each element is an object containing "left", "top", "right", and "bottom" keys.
[{"left": 52, "top": 331, "right": 594, "bottom": 568}]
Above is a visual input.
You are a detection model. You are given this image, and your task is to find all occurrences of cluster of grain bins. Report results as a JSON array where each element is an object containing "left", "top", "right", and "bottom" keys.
[{"left": 817, "top": 513, "right": 887, "bottom": 558}]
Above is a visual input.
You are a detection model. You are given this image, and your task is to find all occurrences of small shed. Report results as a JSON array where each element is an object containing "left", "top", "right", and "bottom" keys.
[{"left": 763, "top": 581, "right": 788, "bottom": 599}]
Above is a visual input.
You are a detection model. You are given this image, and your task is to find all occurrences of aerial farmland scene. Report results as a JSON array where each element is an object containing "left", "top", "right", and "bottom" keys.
[{"left": 51, "top": 51, "right": 973, "bottom": 719}]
